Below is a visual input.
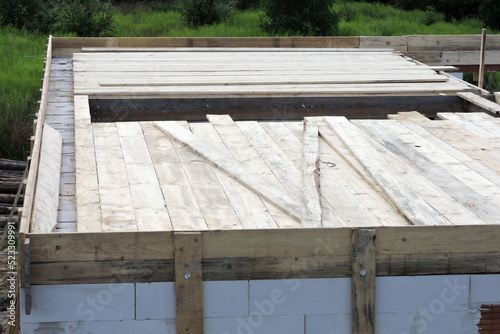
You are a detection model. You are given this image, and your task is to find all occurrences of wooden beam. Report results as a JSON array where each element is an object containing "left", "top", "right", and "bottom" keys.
[
  {"left": 25, "top": 225, "right": 500, "bottom": 285},
  {"left": 24, "top": 238, "right": 31, "bottom": 315},
  {"left": 154, "top": 121, "right": 302, "bottom": 221},
  {"left": 479, "top": 29, "right": 487, "bottom": 90},
  {"left": 88, "top": 95, "right": 496, "bottom": 123},
  {"left": 352, "top": 229, "right": 376, "bottom": 334},
  {"left": 175, "top": 232, "right": 203, "bottom": 334},
  {"left": 458, "top": 92, "right": 500, "bottom": 115},
  {"left": 302, "top": 118, "right": 321, "bottom": 227}
]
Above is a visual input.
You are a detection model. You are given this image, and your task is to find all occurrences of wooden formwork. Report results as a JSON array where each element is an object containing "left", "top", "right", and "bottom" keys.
[{"left": 18, "top": 36, "right": 500, "bottom": 334}]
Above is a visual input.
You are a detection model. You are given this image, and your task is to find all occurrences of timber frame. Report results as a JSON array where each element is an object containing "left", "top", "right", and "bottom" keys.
[{"left": 19, "top": 36, "right": 500, "bottom": 334}]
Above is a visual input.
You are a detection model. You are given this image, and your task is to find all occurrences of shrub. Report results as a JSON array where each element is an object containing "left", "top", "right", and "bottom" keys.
[
  {"left": 261, "top": 0, "right": 339, "bottom": 36},
  {"left": 0, "top": 0, "right": 57, "bottom": 33},
  {"left": 178, "top": 0, "right": 236, "bottom": 27},
  {"left": 57, "top": 0, "right": 116, "bottom": 37},
  {"left": 479, "top": 0, "right": 500, "bottom": 31}
]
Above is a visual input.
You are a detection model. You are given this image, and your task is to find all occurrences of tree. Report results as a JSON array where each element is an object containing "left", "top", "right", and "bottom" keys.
[{"left": 260, "top": 0, "right": 339, "bottom": 36}]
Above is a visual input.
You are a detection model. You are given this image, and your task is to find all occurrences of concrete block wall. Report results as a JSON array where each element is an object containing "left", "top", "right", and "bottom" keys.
[{"left": 21, "top": 275, "right": 500, "bottom": 333}]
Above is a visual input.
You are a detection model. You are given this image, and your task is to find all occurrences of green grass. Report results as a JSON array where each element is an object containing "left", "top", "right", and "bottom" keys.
[
  {"left": 1, "top": 2, "right": 499, "bottom": 160},
  {"left": 0, "top": 26, "right": 47, "bottom": 160}
]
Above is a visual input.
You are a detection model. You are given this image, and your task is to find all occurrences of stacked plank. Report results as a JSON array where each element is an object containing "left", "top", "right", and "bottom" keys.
[
  {"left": 0, "top": 158, "right": 26, "bottom": 226},
  {"left": 72, "top": 50, "right": 478, "bottom": 98}
]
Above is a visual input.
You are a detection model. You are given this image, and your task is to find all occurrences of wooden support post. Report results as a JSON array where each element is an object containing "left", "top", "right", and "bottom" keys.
[
  {"left": 175, "top": 232, "right": 203, "bottom": 334},
  {"left": 479, "top": 28, "right": 487, "bottom": 90},
  {"left": 24, "top": 238, "right": 31, "bottom": 315},
  {"left": 351, "top": 229, "right": 376, "bottom": 334}
]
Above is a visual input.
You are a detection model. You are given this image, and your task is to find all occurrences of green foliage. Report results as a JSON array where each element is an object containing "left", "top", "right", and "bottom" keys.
[
  {"left": 479, "top": 0, "right": 500, "bottom": 31},
  {"left": 395, "top": 0, "right": 481, "bottom": 21},
  {"left": 57, "top": 0, "right": 116, "bottom": 37},
  {"left": 0, "top": 0, "right": 58, "bottom": 33},
  {"left": 177, "top": 0, "right": 236, "bottom": 28},
  {"left": 0, "top": 26, "right": 46, "bottom": 160},
  {"left": 260, "top": 0, "right": 339, "bottom": 36}
]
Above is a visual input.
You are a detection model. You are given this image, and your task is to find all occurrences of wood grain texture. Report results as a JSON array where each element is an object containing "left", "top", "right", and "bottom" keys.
[
  {"left": 155, "top": 121, "right": 302, "bottom": 221},
  {"left": 175, "top": 232, "right": 203, "bottom": 334},
  {"left": 32, "top": 124, "right": 62, "bottom": 233},
  {"left": 352, "top": 229, "right": 376, "bottom": 334},
  {"left": 302, "top": 119, "right": 322, "bottom": 227}
]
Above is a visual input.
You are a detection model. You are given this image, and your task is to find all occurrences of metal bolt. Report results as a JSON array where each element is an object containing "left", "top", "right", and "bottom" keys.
[
  {"left": 360, "top": 269, "right": 366, "bottom": 276},
  {"left": 184, "top": 273, "right": 191, "bottom": 279}
]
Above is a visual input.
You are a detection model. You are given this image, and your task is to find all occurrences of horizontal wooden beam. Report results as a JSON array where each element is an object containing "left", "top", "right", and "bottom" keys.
[
  {"left": 24, "top": 224, "right": 500, "bottom": 285},
  {"left": 88, "top": 95, "right": 496, "bottom": 123}
]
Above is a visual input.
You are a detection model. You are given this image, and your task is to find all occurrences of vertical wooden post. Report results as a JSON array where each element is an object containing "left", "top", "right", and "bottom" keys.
[
  {"left": 351, "top": 229, "right": 376, "bottom": 334},
  {"left": 478, "top": 28, "right": 487, "bottom": 90},
  {"left": 175, "top": 232, "right": 204, "bottom": 334},
  {"left": 24, "top": 238, "right": 31, "bottom": 315}
]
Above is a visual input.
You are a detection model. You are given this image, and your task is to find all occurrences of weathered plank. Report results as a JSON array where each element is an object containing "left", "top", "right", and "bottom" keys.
[
  {"left": 325, "top": 117, "right": 450, "bottom": 226},
  {"left": 155, "top": 121, "right": 302, "bottom": 221},
  {"left": 457, "top": 92, "right": 500, "bottom": 115},
  {"left": 175, "top": 232, "right": 203, "bottom": 334},
  {"left": 32, "top": 124, "right": 62, "bottom": 233},
  {"left": 302, "top": 119, "right": 322, "bottom": 227},
  {"left": 352, "top": 229, "right": 376, "bottom": 334},
  {"left": 74, "top": 95, "right": 102, "bottom": 232}
]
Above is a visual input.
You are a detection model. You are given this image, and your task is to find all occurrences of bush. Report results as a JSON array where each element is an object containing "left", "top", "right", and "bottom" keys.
[
  {"left": 479, "top": 0, "right": 500, "bottom": 31},
  {"left": 0, "top": 0, "right": 57, "bottom": 32},
  {"left": 57, "top": 0, "right": 116, "bottom": 37},
  {"left": 178, "top": 0, "right": 236, "bottom": 27},
  {"left": 395, "top": 0, "right": 480, "bottom": 21},
  {"left": 261, "top": 0, "right": 339, "bottom": 36}
]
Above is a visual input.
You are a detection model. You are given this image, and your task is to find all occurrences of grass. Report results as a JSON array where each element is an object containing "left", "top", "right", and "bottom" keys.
[
  {"left": 0, "top": 26, "right": 47, "bottom": 160},
  {"left": 0, "top": 2, "right": 499, "bottom": 160}
]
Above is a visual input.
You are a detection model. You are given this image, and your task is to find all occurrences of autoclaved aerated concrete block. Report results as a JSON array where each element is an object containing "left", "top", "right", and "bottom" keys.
[
  {"left": 136, "top": 281, "right": 249, "bottom": 320},
  {"left": 249, "top": 278, "right": 351, "bottom": 316},
  {"left": 20, "top": 284, "right": 135, "bottom": 323},
  {"left": 204, "top": 315, "right": 304, "bottom": 334},
  {"left": 471, "top": 274, "right": 500, "bottom": 303}
]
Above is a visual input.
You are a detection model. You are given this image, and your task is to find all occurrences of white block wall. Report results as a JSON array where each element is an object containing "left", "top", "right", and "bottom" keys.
[{"left": 21, "top": 274, "right": 500, "bottom": 334}]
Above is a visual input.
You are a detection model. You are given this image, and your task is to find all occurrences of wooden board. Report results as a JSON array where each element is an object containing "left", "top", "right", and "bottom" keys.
[
  {"left": 25, "top": 224, "right": 500, "bottom": 285},
  {"left": 175, "top": 232, "right": 203, "bottom": 334},
  {"left": 301, "top": 119, "right": 322, "bottom": 227},
  {"left": 32, "top": 124, "right": 62, "bottom": 233},
  {"left": 458, "top": 92, "right": 500, "bottom": 115},
  {"left": 74, "top": 95, "right": 102, "bottom": 232},
  {"left": 155, "top": 121, "right": 302, "bottom": 221},
  {"left": 351, "top": 229, "right": 376, "bottom": 334}
]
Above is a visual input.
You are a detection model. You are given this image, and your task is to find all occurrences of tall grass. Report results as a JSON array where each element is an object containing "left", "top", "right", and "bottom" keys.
[
  {"left": 0, "top": 2, "right": 499, "bottom": 160},
  {"left": 0, "top": 26, "right": 47, "bottom": 160}
]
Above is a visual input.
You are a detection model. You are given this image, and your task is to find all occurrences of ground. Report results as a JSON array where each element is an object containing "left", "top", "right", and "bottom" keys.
[{"left": 0, "top": 255, "right": 13, "bottom": 334}]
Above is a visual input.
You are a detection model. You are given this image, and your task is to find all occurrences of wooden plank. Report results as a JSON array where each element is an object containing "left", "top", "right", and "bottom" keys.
[
  {"left": 20, "top": 35, "right": 53, "bottom": 237},
  {"left": 458, "top": 92, "right": 500, "bottom": 115},
  {"left": 302, "top": 119, "right": 321, "bottom": 227},
  {"left": 175, "top": 232, "right": 203, "bottom": 334},
  {"left": 92, "top": 123, "right": 137, "bottom": 232},
  {"left": 25, "top": 225, "right": 500, "bottom": 285},
  {"left": 479, "top": 29, "right": 487, "bottom": 89},
  {"left": 88, "top": 95, "right": 495, "bottom": 123},
  {"left": 406, "top": 50, "right": 500, "bottom": 67},
  {"left": 407, "top": 34, "right": 500, "bottom": 51},
  {"left": 452, "top": 112, "right": 500, "bottom": 138},
  {"left": 171, "top": 121, "right": 242, "bottom": 230},
  {"left": 352, "top": 229, "right": 376, "bottom": 334},
  {"left": 141, "top": 122, "right": 208, "bottom": 230},
  {"left": 318, "top": 123, "right": 407, "bottom": 227},
  {"left": 189, "top": 122, "right": 278, "bottom": 229},
  {"left": 359, "top": 36, "right": 407, "bottom": 52},
  {"left": 324, "top": 117, "right": 450, "bottom": 226},
  {"left": 116, "top": 122, "right": 172, "bottom": 231},
  {"left": 237, "top": 120, "right": 302, "bottom": 194},
  {"left": 74, "top": 95, "right": 102, "bottom": 232},
  {"left": 32, "top": 124, "right": 62, "bottom": 233},
  {"left": 155, "top": 121, "right": 302, "bottom": 221},
  {"left": 437, "top": 112, "right": 500, "bottom": 145},
  {"left": 205, "top": 116, "right": 297, "bottom": 228},
  {"left": 354, "top": 119, "right": 500, "bottom": 225},
  {"left": 390, "top": 113, "right": 500, "bottom": 188},
  {"left": 259, "top": 121, "right": 303, "bottom": 170},
  {"left": 318, "top": 135, "right": 384, "bottom": 228}
]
